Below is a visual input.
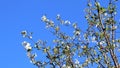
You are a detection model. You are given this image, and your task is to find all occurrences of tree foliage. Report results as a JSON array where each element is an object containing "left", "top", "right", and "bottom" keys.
[{"left": 21, "top": 0, "right": 120, "bottom": 68}]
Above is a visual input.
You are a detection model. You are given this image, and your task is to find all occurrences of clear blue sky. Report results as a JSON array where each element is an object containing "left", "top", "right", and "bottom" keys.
[{"left": 0, "top": 0, "right": 120, "bottom": 68}]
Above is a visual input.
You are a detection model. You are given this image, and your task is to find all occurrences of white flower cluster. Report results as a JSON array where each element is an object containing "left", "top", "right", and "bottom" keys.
[
  {"left": 22, "top": 41, "right": 32, "bottom": 51},
  {"left": 56, "top": 14, "right": 71, "bottom": 25},
  {"left": 41, "top": 15, "right": 55, "bottom": 28}
]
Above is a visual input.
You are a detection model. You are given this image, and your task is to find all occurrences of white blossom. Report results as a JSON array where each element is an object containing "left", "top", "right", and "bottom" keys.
[
  {"left": 72, "top": 23, "right": 77, "bottom": 28},
  {"left": 28, "top": 36, "right": 32, "bottom": 39},
  {"left": 113, "top": 26, "right": 117, "bottom": 30},
  {"left": 113, "top": 44, "right": 116, "bottom": 48},
  {"left": 104, "top": 13, "right": 107, "bottom": 16},
  {"left": 49, "top": 20, "right": 54, "bottom": 27},
  {"left": 62, "top": 64, "right": 71, "bottom": 68},
  {"left": 75, "top": 59, "right": 79, "bottom": 64},
  {"left": 92, "top": 36, "right": 96, "bottom": 43},
  {"left": 100, "top": 41, "right": 105, "bottom": 45},
  {"left": 118, "top": 49, "right": 120, "bottom": 52},
  {"left": 114, "top": 12, "right": 117, "bottom": 15},
  {"left": 67, "top": 66, "right": 71, "bottom": 68},
  {"left": 66, "top": 45, "right": 70, "bottom": 49},
  {"left": 41, "top": 15, "right": 47, "bottom": 22},
  {"left": 62, "top": 64, "right": 66, "bottom": 68},
  {"left": 30, "top": 59, "right": 36, "bottom": 64},
  {"left": 95, "top": 2, "right": 100, "bottom": 7},
  {"left": 96, "top": 23, "right": 99, "bottom": 27},
  {"left": 112, "top": 40, "right": 115, "bottom": 42},
  {"left": 91, "top": 36, "right": 98, "bottom": 44},
  {"left": 22, "top": 41, "right": 32, "bottom": 51},
  {"left": 61, "top": 41, "right": 64, "bottom": 45},
  {"left": 64, "top": 20, "right": 71, "bottom": 25},
  {"left": 56, "top": 14, "right": 60, "bottom": 20},
  {"left": 81, "top": 46, "right": 84, "bottom": 48},
  {"left": 88, "top": 3, "right": 92, "bottom": 6},
  {"left": 86, "top": 58, "right": 91, "bottom": 63},
  {"left": 55, "top": 26, "right": 60, "bottom": 32},
  {"left": 74, "top": 29, "right": 80, "bottom": 36},
  {"left": 27, "top": 52, "right": 31, "bottom": 58},
  {"left": 75, "top": 31, "right": 80, "bottom": 35},
  {"left": 53, "top": 39, "right": 59, "bottom": 43}
]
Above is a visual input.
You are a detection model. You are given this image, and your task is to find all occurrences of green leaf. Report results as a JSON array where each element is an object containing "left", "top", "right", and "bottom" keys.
[
  {"left": 43, "top": 48, "right": 47, "bottom": 53},
  {"left": 95, "top": 32, "right": 99, "bottom": 36},
  {"left": 53, "top": 47, "right": 59, "bottom": 54},
  {"left": 100, "top": 32, "right": 104, "bottom": 39},
  {"left": 100, "top": 7, "right": 106, "bottom": 13},
  {"left": 117, "top": 39, "right": 120, "bottom": 43}
]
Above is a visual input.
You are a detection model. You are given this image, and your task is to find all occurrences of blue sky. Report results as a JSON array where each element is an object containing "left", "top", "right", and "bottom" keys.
[{"left": 0, "top": 0, "right": 120, "bottom": 68}]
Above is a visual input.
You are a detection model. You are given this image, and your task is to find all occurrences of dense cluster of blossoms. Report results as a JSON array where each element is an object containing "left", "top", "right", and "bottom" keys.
[{"left": 21, "top": 0, "right": 120, "bottom": 68}]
